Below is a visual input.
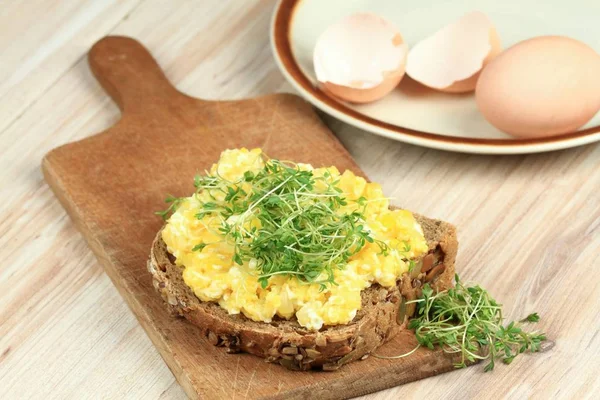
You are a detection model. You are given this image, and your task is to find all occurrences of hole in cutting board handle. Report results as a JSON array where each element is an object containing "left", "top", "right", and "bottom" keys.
[{"left": 88, "top": 36, "right": 183, "bottom": 113}]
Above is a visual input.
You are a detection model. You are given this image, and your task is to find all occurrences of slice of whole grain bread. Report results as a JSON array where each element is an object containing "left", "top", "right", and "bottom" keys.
[{"left": 148, "top": 213, "right": 457, "bottom": 371}]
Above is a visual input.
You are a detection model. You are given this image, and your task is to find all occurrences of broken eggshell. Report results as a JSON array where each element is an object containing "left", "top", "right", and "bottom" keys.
[
  {"left": 313, "top": 13, "right": 408, "bottom": 103},
  {"left": 406, "top": 11, "right": 502, "bottom": 93}
]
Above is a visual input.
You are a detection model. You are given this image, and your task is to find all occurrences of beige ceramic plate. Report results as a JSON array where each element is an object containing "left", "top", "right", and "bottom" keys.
[{"left": 271, "top": 0, "right": 600, "bottom": 154}]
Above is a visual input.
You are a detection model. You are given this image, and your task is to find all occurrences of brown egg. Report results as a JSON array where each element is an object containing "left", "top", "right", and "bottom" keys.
[{"left": 476, "top": 36, "right": 600, "bottom": 138}]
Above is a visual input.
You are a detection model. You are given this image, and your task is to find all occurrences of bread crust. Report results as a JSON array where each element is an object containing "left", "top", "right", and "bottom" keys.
[{"left": 148, "top": 213, "right": 457, "bottom": 370}]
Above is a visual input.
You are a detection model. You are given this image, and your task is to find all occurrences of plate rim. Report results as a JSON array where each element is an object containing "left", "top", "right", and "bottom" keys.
[{"left": 270, "top": 0, "right": 600, "bottom": 154}]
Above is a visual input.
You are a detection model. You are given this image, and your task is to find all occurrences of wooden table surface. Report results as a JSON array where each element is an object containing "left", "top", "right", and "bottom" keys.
[{"left": 1, "top": 1, "right": 598, "bottom": 399}]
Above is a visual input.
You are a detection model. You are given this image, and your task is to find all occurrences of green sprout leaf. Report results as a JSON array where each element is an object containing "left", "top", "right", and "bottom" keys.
[
  {"left": 155, "top": 195, "right": 184, "bottom": 220},
  {"left": 162, "top": 156, "right": 389, "bottom": 288},
  {"left": 192, "top": 242, "right": 207, "bottom": 252},
  {"left": 404, "top": 275, "right": 546, "bottom": 372},
  {"left": 521, "top": 312, "right": 541, "bottom": 323}
]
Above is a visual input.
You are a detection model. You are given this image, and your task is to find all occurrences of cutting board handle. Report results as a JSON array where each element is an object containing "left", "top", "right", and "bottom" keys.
[{"left": 88, "top": 36, "right": 182, "bottom": 112}]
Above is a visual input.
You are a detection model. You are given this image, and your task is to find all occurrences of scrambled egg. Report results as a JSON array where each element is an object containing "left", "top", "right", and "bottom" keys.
[{"left": 162, "top": 148, "right": 428, "bottom": 330}]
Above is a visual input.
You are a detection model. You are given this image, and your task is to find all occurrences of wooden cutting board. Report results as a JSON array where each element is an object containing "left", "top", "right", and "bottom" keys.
[{"left": 42, "top": 36, "right": 460, "bottom": 400}]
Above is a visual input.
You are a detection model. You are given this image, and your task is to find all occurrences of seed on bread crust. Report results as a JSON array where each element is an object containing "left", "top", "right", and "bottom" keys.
[
  {"left": 425, "top": 264, "right": 446, "bottom": 283},
  {"left": 282, "top": 346, "right": 299, "bottom": 355},
  {"left": 207, "top": 331, "right": 219, "bottom": 346},
  {"left": 167, "top": 294, "right": 178, "bottom": 306},
  {"left": 421, "top": 253, "right": 435, "bottom": 273},
  {"left": 299, "top": 347, "right": 308, "bottom": 358},
  {"left": 327, "top": 335, "right": 348, "bottom": 343},
  {"left": 332, "top": 345, "right": 352, "bottom": 357},
  {"left": 397, "top": 295, "right": 407, "bottom": 325},
  {"left": 304, "top": 348, "right": 321, "bottom": 359},
  {"left": 315, "top": 334, "right": 327, "bottom": 347},
  {"left": 400, "top": 275, "right": 417, "bottom": 319}
]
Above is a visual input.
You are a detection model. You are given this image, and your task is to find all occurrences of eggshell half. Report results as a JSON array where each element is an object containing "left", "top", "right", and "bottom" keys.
[
  {"left": 406, "top": 11, "right": 501, "bottom": 93},
  {"left": 476, "top": 36, "right": 600, "bottom": 139},
  {"left": 313, "top": 13, "right": 407, "bottom": 103}
]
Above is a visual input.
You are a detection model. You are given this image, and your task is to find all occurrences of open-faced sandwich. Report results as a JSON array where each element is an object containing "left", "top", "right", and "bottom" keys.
[
  {"left": 149, "top": 148, "right": 545, "bottom": 372},
  {"left": 148, "top": 148, "right": 457, "bottom": 370}
]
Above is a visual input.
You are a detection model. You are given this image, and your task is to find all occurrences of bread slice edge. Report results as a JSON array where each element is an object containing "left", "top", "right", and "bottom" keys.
[{"left": 148, "top": 213, "right": 457, "bottom": 370}]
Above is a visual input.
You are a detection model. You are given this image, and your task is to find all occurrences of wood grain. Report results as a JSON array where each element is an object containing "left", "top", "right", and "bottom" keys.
[
  {"left": 42, "top": 35, "right": 462, "bottom": 400},
  {"left": 0, "top": 1, "right": 599, "bottom": 399},
  {"left": 0, "top": 0, "right": 141, "bottom": 134}
]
